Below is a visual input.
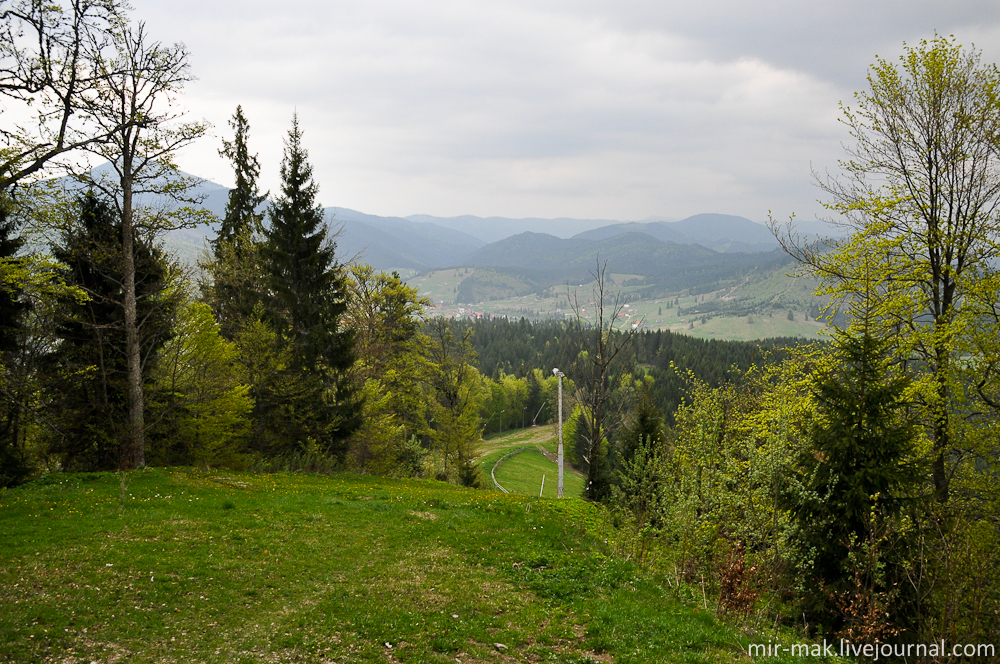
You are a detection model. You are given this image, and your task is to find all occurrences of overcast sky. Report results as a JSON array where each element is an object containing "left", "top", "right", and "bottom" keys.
[{"left": 130, "top": 0, "right": 1000, "bottom": 222}]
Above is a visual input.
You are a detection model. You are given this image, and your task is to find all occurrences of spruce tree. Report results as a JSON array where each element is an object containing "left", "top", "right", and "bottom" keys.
[
  {"left": 0, "top": 200, "right": 31, "bottom": 486},
  {"left": 787, "top": 324, "right": 918, "bottom": 626},
  {"left": 263, "top": 115, "right": 360, "bottom": 454},
  {"left": 204, "top": 106, "right": 268, "bottom": 339},
  {"left": 214, "top": 106, "right": 267, "bottom": 252}
]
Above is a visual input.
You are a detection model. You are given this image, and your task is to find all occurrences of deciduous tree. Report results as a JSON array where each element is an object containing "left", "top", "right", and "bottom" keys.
[
  {"left": 0, "top": 0, "right": 127, "bottom": 189},
  {"left": 773, "top": 36, "right": 1000, "bottom": 502},
  {"left": 77, "top": 22, "right": 209, "bottom": 468}
]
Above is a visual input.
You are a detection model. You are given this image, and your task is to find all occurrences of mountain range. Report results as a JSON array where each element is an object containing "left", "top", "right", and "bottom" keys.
[{"left": 57, "top": 166, "right": 834, "bottom": 274}]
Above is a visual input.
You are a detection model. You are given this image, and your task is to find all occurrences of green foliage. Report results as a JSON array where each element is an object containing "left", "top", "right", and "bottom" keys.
[
  {"left": 0, "top": 199, "right": 31, "bottom": 486},
  {"left": 657, "top": 356, "right": 816, "bottom": 614},
  {"left": 150, "top": 301, "right": 251, "bottom": 469},
  {"left": 262, "top": 116, "right": 360, "bottom": 454},
  {"left": 785, "top": 327, "right": 919, "bottom": 628},
  {"left": 214, "top": 106, "right": 267, "bottom": 250},
  {"left": 202, "top": 106, "right": 269, "bottom": 341},
  {"left": 426, "top": 319, "right": 486, "bottom": 484},
  {"left": 46, "top": 193, "right": 180, "bottom": 471},
  {"left": 784, "top": 35, "right": 1000, "bottom": 503},
  {"left": 346, "top": 265, "right": 431, "bottom": 447}
]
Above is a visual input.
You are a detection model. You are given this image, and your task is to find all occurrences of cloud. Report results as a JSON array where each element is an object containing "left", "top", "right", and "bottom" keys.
[{"left": 132, "top": 0, "right": 1000, "bottom": 221}]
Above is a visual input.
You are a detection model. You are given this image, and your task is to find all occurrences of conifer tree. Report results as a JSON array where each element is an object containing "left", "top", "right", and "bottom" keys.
[
  {"left": 263, "top": 115, "right": 360, "bottom": 454},
  {"left": 213, "top": 106, "right": 267, "bottom": 252},
  {"left": 0, "top": 200, "right": 31, "bottom": 486},
  {"left": 787, "top": 321, "right": 918, "bottom": 627},
  {"left": 203, "top": 106, "right": 268, "bottom": 339}
]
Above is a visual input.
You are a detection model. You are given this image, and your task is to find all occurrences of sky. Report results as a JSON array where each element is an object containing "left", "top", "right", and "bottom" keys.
[{"left": 128, "top": 0, "right": 1000, "bottom": 223}]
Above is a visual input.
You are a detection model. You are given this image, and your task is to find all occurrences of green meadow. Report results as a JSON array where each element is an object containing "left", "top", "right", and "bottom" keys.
[{"left": 0, "top": 467, "right": 832, "bottom": 664}]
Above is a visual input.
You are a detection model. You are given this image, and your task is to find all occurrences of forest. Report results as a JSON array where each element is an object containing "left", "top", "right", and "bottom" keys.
[{"left": 1, "top": 1, "right": 999, "bottom": 654}]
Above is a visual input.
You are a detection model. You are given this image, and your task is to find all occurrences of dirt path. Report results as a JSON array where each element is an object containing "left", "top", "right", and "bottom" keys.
[{"left": 478, "top": 424, "right": 557, "bottom": 459}]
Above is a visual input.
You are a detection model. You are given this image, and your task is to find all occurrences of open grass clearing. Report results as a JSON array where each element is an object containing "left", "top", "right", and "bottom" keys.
[
  {"left": 0, "top": 468, "right": 834, "bottom": 663},
  {"left": 492, "top": 448, "right": 587, "bottom": 500}
]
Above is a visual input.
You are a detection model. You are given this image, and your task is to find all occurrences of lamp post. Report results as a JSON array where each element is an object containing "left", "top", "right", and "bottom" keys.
[{"left": 552, "top": 368, "right": 565, "bottom": 498}]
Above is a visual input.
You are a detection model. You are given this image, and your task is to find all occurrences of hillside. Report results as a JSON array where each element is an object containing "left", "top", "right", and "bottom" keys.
[
  {"left": 572, "top": 213, "right": 780, "bottom": 253},
  {"left": 405, "top": 213, "right": 634, "bottom": 243},
  {"left": 0, "top": 469, "right": 819, "bottom": 664},
  {"left": 456, "top": 231, "right": 795, "bottom": 300}
]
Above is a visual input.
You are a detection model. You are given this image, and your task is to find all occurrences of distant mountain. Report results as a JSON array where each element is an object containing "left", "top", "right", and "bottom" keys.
[
  {"left": 329, "top": 208, "right": 484, "bottom": 270},
  {"left": 405, "top": 214, "right": 641, "bottom": 243},
  {"left": 165, "top": 207, "right": 485, "bottom": 271},
  {"left": 455, "top": 231, "right": 794, "bottom": 302},
  {"left": 572, "top": 213, "right": 780, "bottom": 253}
]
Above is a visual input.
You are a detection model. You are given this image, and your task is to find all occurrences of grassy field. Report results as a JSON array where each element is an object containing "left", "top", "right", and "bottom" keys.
[
  {"left": 478, "top": 425, "right": 587, "bottom": 499},
  {"left": 0, "top": 467, "right": 833, "bottom": 664},
  {"left": 408, "top": 268, "right": 830, "bottom": 342},
  {"left": 493, "top": 448, "right": 587, "bottom": 500}
]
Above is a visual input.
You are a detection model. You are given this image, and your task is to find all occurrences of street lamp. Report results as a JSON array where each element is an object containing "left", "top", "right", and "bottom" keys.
[{"left": 552, "top": 368, "right": 565, "bottom": 498}]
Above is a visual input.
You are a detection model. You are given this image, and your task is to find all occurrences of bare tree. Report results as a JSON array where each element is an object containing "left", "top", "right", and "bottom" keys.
[
  {"left": 570, "top": 259, "right": 642, "bottom": 500},
  {"left": 0, "top": 0, "right": 132, "bottom": 190},
  {"left": 74, "top": 22, "right": 209, "bottom": 468}
]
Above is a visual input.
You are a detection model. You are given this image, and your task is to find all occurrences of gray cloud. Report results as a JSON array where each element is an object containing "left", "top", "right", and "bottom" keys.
[{"left": 129, "top": 0, "right": 1000, "bottom": 222}]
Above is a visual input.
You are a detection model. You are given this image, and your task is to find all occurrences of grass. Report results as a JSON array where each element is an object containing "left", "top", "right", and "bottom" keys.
[
  {"left": 0, "top": 468, "right": 837, "bottom": 663},
  {"left": 478, "top": 425, "right": 587, "bottom": 499},
  {"left": 492, "top": 448, "right": 587, "bottom": 499}
]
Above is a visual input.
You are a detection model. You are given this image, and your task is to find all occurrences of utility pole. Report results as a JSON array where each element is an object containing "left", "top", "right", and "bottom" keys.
[{"left": 553, "top": 368, "right": 565, "bottom": 498}]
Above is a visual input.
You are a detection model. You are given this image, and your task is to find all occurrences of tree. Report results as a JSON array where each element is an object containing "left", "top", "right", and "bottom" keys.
[
  {"left": 46, "top": 191, "right": 179, "bottom": 470},
  {"left": 77, "top": 22, "right": 209, "bottom": 468},
  {"left": 150, "top": 301, "right": 251, "bottom": 468},
  {"left": 0, "top": 197, "right": 30, "bottom": 484},
  {"left": 344, "top": 265, "right": 433, "bottom": 472},
  {"left": 346, "top": 264, "right": 431, "bottom": 441},
  {"left": 202, "top": 106, "right": 268, "bottom": 339},
  {"left": 0, "top": 0, "right": 130, "bottom": 190},
  {"left": 787, "top": 324, "right": 918, "bottom": 628},
  {"left": 570, "top": 259, "right": 640, "bottom": 500},
  {"left": 214, "top": 105, "right": 266, "bottom": 250},
  {"left": 263, "top": 114, "right": 360, "bottom": 454},
  {"left": 427, "top": 318, "right": 484, "bottom": 486},
  {"left": 618, "top": 377, "right": 665, "bottom": 465},
  {"left": 773, "top": 36, "right": 1000, "bottom": 502}
]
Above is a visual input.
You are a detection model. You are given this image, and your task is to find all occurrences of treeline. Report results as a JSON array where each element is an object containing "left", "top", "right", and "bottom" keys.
[
  {"left": 599, "top": 38, "right": 1000, "bottom": 650},
  {"left": 0, "top": 107, "right": 505, "bottom": 489},
  {"left": 455, "top": 316, "right": 802, "bottom": 422}
]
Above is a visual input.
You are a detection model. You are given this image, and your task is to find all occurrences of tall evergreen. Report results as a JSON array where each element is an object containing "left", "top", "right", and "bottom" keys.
[
  {"left": 0, "top": 202, "right": 26, "bottom": 353},
  {"left": 787, "top": 325, "right": 918, "bottom": 627},
  {"left": 263, "top": 115, "right": 360, "bottom": 454},
  {"left": 213, "top": 106, "right": 267, "bottom": 252},
  {"left": 204, "top": 106, "right": 268, "bottom": 339},
  {"left": 0, "top": 200, "right": 31, "bottom": 486},
  {"left": 47, "top": 193, "right": 179, "bottom": 470}
]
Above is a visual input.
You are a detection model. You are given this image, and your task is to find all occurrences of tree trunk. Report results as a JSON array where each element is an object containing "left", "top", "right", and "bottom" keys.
[{"left": 121, "top": 162, "right": 145, "bottom": 469}]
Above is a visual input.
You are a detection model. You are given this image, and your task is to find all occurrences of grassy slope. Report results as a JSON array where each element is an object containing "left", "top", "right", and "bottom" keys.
[
  {"left": 479, "top": 426, "right": 587, "bottom": 499},
  {"left": 493, "top": 450, "right": 586, "bottom": 500},
  {"left": 0, "top": 469, "right": 835, "bottom": 664}
]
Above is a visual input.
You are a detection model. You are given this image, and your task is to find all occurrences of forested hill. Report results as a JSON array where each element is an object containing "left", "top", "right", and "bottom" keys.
[
  {"left": 448, "top": 317, "right": 809, "bottom": 420},
  {"left": 456, "top": 232, "right": 795, "bottom": 299},
  {"left": 572, "top": 213, "right": 780, "bottom": 253}
]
